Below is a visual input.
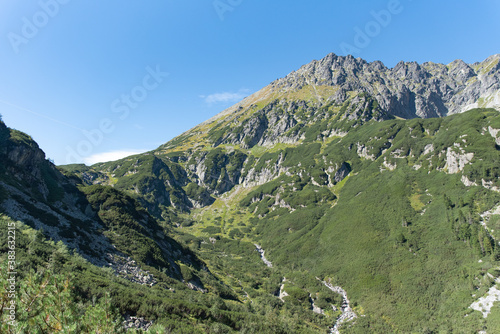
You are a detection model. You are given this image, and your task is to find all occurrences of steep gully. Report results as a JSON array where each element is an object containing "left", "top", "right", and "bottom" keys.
[
  {"left": 254, "top": 244, "right": 357, "bottom": 332},
  {"left": 469, "top": 204, "right": 500, "bottom": 320}
]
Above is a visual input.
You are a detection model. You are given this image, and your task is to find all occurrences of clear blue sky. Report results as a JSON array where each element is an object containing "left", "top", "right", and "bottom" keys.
[{"left": 0, "top": 0, "right": 499, "bottom": 165}]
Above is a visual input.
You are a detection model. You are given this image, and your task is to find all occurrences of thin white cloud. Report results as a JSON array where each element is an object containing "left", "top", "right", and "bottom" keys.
[
  {"left": 83, "top": 150, "right": 146, "bottom": 165},
  {"left": 201, "top": 88, "right": 251, "bottom": 105}
]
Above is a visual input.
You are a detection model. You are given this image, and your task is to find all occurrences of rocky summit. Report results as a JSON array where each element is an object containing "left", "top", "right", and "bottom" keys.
[
  {"left": 161, "top": 53, "right": 500, "bottom": 153},
  {"left": 273, "top": 53, "right": 500, "bottom": 117},
  {"left": 2, "top": 54, "right": 500, "bottom": 333}
]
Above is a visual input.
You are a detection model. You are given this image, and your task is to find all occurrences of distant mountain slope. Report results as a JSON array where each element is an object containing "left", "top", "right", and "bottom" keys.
[
  {"left": 181, "top": 108, "right": 500, "bottom": 332},
  {"left": 240, "top": 108, "right": 500, "bottom": 332}
]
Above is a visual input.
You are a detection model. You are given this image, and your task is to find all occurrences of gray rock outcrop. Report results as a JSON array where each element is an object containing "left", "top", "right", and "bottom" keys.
[{"left": 273, "top": 53, "right": 500, "bottom": 118}]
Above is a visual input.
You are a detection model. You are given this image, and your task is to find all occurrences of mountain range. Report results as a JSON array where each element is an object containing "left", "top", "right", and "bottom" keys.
[{"left": 2, "top": 53, "right": 500, "bottom": 333}]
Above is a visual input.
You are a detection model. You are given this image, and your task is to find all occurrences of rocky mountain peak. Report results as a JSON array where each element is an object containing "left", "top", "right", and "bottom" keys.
[
  {"left": 447, "top": 59, "right": 475, "bottom": 82},
  {"left": 161, "top": 53, "right": 500, "bottom": 164},
  {"left": 484, "top": 53, "right": 500, "bottom": 63},
  {"left": 266, "top": 53, "right": 500, "bottom": 118}
]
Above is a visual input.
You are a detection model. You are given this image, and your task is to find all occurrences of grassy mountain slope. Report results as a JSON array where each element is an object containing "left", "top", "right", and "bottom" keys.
[
  {"left": 225, "top": 109, "right": 500, "bottom": 332},
  {"left": 0, "top": 119, "right": 334, "bottom": 333},
  {"left": 62, "top": 107, "right": 500, "bottom": 333}
]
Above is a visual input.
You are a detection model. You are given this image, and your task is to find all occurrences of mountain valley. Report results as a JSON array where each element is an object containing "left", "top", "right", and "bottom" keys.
[{"left": 2, "top": 53, "right": 500, "bottom": 333}]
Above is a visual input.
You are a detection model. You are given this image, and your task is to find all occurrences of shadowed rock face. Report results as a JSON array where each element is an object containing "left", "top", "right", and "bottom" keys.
[{"left": 0, "top": 121, "right": 203, "bottom": 281}]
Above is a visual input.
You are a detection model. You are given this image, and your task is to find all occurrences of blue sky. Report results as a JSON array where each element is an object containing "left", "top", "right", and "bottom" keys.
[{"left": 0, "top": 0, "right": 499, "bottom": 165}]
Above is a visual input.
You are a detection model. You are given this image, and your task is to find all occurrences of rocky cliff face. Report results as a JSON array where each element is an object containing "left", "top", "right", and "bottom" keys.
[
  {"left": 0, "top": 123, "right": 111, "bottom": 261},
  {"left": 273, "top": 53, "right": 500, "bottom": 118},
  {"left": 159, "top": 53, "right": 499, "bottom": 158}
]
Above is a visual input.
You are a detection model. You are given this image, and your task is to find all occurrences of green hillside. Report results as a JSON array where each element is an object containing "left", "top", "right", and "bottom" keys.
[
  {"left": 55, "top": 108, "right": 500, "bottom": 332},
  {"left": 188, "top": 108, "right": 500, "bottom": 332},
  {"left": 3, "top": 101, "right": 500, "bottom": 331}
]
